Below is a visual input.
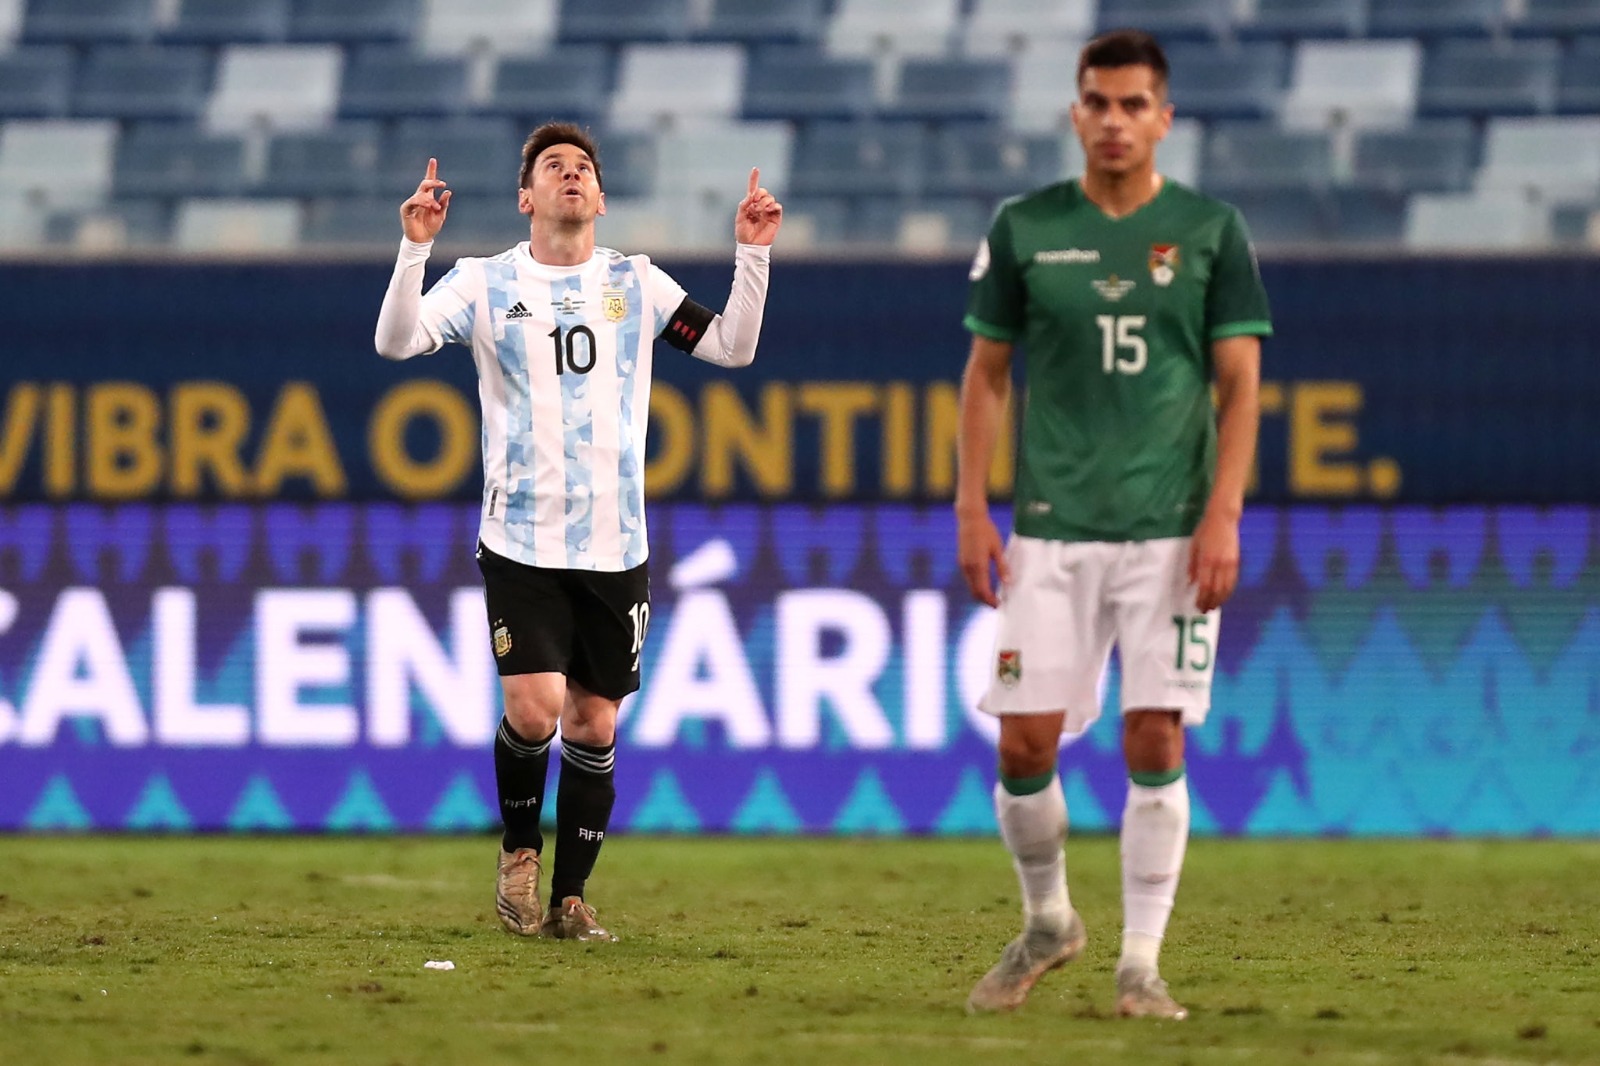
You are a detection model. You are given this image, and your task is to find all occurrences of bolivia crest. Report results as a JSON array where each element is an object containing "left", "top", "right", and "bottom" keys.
[
  {"left": 1149, "top": 244, "right": 1179, "bottom": 286},
  {"left": 996, "top": 649, "right": 1022, "bottom": 688}
]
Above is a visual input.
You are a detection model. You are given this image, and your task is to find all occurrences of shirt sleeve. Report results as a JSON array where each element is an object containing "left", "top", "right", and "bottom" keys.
[
  {"left": 963, "top": 201, "right": 1026, "bottom": 342},
  {"left": 1206, "top": 208, "right": 1273, "bottom": 342},
  {"left": 645, "top": 259, "right": 690, "bottom": 337},
  {"left": 374, "top": 240, "right": 478, "bottom": 360}
]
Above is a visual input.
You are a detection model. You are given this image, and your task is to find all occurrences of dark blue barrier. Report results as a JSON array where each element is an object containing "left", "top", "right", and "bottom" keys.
[{"left": 1, "top": 257, "right": 1597, "bottom": 504}]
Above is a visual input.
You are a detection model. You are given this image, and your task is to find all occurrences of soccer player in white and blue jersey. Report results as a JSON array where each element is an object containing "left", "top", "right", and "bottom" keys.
[{"left": 375, "top": 122, "right": 783, "bottom": 941}]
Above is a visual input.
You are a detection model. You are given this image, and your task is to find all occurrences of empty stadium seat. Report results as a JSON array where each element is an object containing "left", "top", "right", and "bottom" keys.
[
  {"left": 0, "top": 118, "right": 117, "bottom": 209},
  {"left": 826, "top": 0, "right": 959, "bottom": 58},
  {"left": 1418, "top": 40, "right": 1560, "bottom": 117},
  {"left": 205, "top": 44, "right": 342, "bottom": 132},
  {"left": 1161, "top": 117, "right": 1204, "bottom": 186},
  {"left": 1477, "top": 116, "right": 1600, "bottom": 200},
  {"left": 45, "top": 198, "right": 171, "bottom": 249},
  {"left": 486, "top": 47, "right": 612, "bottom": 124},
  {"left": 1096, "top": 0, "right": 1232, "bottom": 41},
  {"left": 0, "top": 0, "right": 23, "bottom": 47},
  {"left": 962, "top": 0, "right": 1093, "bottom": 57},
  {"left": 1204, "top": 122, "right": 1335, "bottom": 188},
  {"left": 1351, "top": 120, "right": 1478, "bottom": 192},
  {"left": 0, "top": 45, "right": 73, "bottom": 117},
  {"left": 1558, "top": 38, "right": 1600, "bottom": 113},
  {"left": 1370, "top": 0, "right": 1504, "bottom": 38},
  {"left": 164, "top": 0, "right": 290, "bottom": 44},
  {"left": 701, "top": 0, "right": 827, "bottom": 46},
  {"left": 609, "top": 43, "right": 745, "bottom": 129},
  {"left": 653, "top": 121, "right": 792, "bottom": 203},
  {"left": 264, "top": 123, "right": 383, "bottom": 196},
  {"left": 774, "top": 195, "right": 852, "bottom": 247},
  {"left": 1165, "top": 41, "right": 1288, "bottom": 120},
  {"left": 1009, "top": 40, "right": 1082, "bottom": 132},
  {"left": 301, "top": 195, "right": 399, "bottom": 245},
  {"left": 558, "top": 0, "right": 688, "bottom": 43},
  {"left": 1515, "top": 0, "right": 1600, "bottom": 38},
  {"left": 789, "top": 121, "right": 926, "bottom": 198},
  {"left": 73, "top": 46, "right": 212, "bottom": 121},
  {"left": 1237, "top": 0, "right": 1365, "bottom": 40},
  {"left": 381, "top": 116, "right": 521, "bottom": 196},
  {"left": 288, "top": 0, "right": 419, "bottom": 45},
  {"left": 742, "top": 48, "right": 877, "bottom": 121},
  {"left": 1207, "top": 187, "right": 1328, "bottom": 244},
  {"left": 1281, "top": 39, "right": 1421, "bottom": 129},
  {"left": 339, "top": 47, "right": 469, "bottom": 118},
  {"left": 1327, "top": 187, "right": 1409, "bottom": 243},
  {"left": 924, "top": 124, "right": 1065, "bottom": 198},
  {"left": 416, "top": 0, "right": 556, "bottom": 55},
  {"left": 1406, "top": 190, "right": 1550, "bottom": 248},
  {"left": 113, "top": 122, "right": 249, "bottom": 197},
  {"left": 174, "top": 197, "right": 301, "bottom": 251},
  {"left": 889, "top": 57, "right": 1012, "bottom": 122},
  {"left": 590, "top": 129, "right": 658, "bottom": 198},
  {"left": 24, "top": 0, "right": 154, "bottom": 44}
]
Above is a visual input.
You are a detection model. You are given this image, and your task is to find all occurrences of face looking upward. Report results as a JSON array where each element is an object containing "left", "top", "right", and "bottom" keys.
[
  {"left": 518, "top": 143, "right": 605, "bottom": 225},
  {"left": 1071, "top": 64, "right": 1173, "bottom": 179}
]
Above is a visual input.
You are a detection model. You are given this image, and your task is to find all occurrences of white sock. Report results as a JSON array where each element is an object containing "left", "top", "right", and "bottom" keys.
[
  {"left": 1119, "top": 776, "right": 1190, "bottom": 972},
  {"left": 994, "top": 775, "right": 1071, "bottom": 933}
]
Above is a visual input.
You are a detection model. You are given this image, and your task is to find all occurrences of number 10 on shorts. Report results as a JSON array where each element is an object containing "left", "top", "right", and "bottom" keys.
[
  {"left": 628, "top": 601, "right": 650, "bottom": 671},
  {"left": 1171, "top": 614, "right": 1212, "bottom": 671}
]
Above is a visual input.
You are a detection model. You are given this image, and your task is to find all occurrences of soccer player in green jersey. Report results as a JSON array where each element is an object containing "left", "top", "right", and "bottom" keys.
[{"left": 957, "top": 30, "right": 1271, "bottom": 1020}]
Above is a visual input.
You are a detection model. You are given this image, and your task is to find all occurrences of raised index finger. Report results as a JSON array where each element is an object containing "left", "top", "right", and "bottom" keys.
[
  {"left": 426, "top": 157, "right": 438, "bottom": 182},
  {"left": 747, "top": 167, "right": 760, "bottom": 198}
]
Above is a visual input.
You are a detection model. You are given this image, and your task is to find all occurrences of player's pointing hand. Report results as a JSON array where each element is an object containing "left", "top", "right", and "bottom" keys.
[
  {"left": 400, "top": 157, "right": 451, "bottom": 243},
  {"left": 735, "top": 167, "right": 783, "bottom": 246}
]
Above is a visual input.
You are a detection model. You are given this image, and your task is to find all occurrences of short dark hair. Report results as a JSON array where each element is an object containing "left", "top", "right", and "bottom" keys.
[
  {"left": 519, "top": 122, "right": 603, "bottom": 190},
  {"left": 1077, "top": 29, "right": 1170, "bottom": 93}
]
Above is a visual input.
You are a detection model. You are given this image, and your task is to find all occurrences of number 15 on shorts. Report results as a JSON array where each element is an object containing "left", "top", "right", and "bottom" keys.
[{"left": 1171, "top": 614, "right": 1212, "bottom": 672}]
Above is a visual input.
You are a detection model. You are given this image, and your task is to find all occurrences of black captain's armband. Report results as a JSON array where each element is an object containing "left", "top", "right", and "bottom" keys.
[{"left": 661, "top": 297, "right": 715, "bottom": 353}]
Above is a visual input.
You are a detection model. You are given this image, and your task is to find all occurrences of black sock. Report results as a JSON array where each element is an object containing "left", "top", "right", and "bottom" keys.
[
  {"left": 494, "top": 717, "right": 554, "bottom": 854},
  {"left": 550, "top": 738, "right": 616, "bottom": 902}
]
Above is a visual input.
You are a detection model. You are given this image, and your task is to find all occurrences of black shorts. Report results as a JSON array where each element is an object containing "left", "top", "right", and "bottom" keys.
[{"left": 476, "top": 543, "right": 651, "bottom": 700}]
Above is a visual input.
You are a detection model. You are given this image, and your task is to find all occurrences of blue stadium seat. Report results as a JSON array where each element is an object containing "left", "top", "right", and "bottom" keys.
[
  {"left": 0, "top": 46, "right": 74, "bottom": 118},
  {"left": 1558, "top": 38, "right": 1600, "bottom": 112},
  {"left": 382, "top": 117, "right": 521, "bottom": 197},
  {"left": 302, "top": 196, "right": 402, "bottom": 245},
  {"left": 888, "top": 57, "right": 1011, "bottom": 122},
  {"left": 1419, "top": 40, "right": 1560, "bottom": 116},
  {"left": 1096, "top": 0, "right": 1232, "bottom": 41},
  {"left": 264, "top": 123, "right": 383, "bottom": 196},
  {"left": 1165, "top": 42, "right": 1287, "bottom": 120},
  {"left": 113, "top": 123, "right": 249, "bottom": 197},
  {"left": 23, "top": 0, "right": 155, "bottom": 43},
  {"left": 1237, "top": 0, "right": 1365, "bottom": 40},
  {"left": 1204, "top": 123, "right": 1334, "bottom": 188},
  {"left": 164, "top": 0, "right": 290, "bottom": 43},
  {"left": 1327, "top": 187, "right": 1408, "bottom": 243},
  {"left": 486, "top": 48, "right": 613, "bottom": 123},
  {"left": 850, "top": 196, "right": 993, "bottom": 251},
  {"left": 701, "top": 0, "right": 826, "bottom": 45},
  {"left": 1351, "top": 120, "right": 1478, "bottom": 192},
  {"left": 559, "top": 0, "right": 688, "bottom": 43},
  {"left": 1549, "top": 202, "right": 1596, "bottom": 242},
  {"left": 45, "top": 198, "right": 172, "bottom": 248},
  {"left": 924, "top": 124, "right": 1064, "bottom": 199},
  {"left": 339, "top": 47, "right": 469, "bottom": 119},
  {"left": 588, "top": 128, "right": 657, "bottom": 198},
  {"left": 1369, "top": 0, "right": 1503, "bottom": 38},
  {"left": 428, "top": 193, "right": 528, "bottom": 246},
  {"left": 778, "top": 195, "right": 852, "bottom": 246},
  {"left": 73, "top": 46, "right": 212, "bottom": 120},
  {"left": 789, "top": 122, "right": 926, "bottom": 198},
  {"left": 289, "top": 0, "right": 419, "bottom": 44},
  {"left": 1206, "top": 186, "right": 1328, "bottom": 243},
  {"left": 1514, "top": 0, "right": 1600, "bottom": 39},
  {"left": 742, "top": 48, "right": 875, "bottom": 122}
]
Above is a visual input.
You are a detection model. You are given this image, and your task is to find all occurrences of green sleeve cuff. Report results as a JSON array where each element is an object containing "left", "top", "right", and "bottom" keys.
[
  {"left": 1210, "top": 320, "right": 1273, "bottom": 341},
  {"left": 964, "top": 313, "right": 1019, "bottom": 341}
]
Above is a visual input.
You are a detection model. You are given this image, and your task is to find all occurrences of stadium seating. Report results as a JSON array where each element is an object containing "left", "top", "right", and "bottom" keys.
[
  {"left": 1351, "top": 120, "right": 1479, "bottom": 193},
  {"left": 962, "top": 0, "right": 1095, "bottom": 57},
  {"left": 0, "top": 118, "right": 117, "bottom": 209},
  {"left": 414, "top": 0, "right": 556, "bottom": 56},
  {"left": 1165, "top": 41, "right": 1287, "bottom": 120},
  {"left": 1515, "top": 0, "right": 1600, "bottom": 38},
  {"left": 1476, "top": 116, "right": 1600, "bottom": 201},
  {"left": 485, "top": 47, "right": 612, "bottom": 124},
  {"left": 702, "top": 0, "right": 828, "bottom": 46},
  {"left": 1237, "top": 0, "right": 1365, "bottom": 41},
  {"left": 1418, "top": 40, "right": 1561, "bottom": 117},
  {"left": 742, "top": 48, "right": 877, "bottom": 122},
  {"left": 558, "top": 0, "right": 688, "bottom": 44},
  {"left": 1097, "top": 0, "right": 1232, "bottom": 41},
  {"left": 1558, "top": 38, "right": 1600, "bottom": 113},
  {"left": 1281, "top": 40, "right": 1422, "bottom": 129},
  {"left": 888, "top": 57, "right": 1012, "bottom": 122},
  {"left": 608, "top": 43, "right": 745, "bottom": 129},
  {"left": 174, "top": 196, "right": 300, "bottom": 250},
  {"left": 113, "top": 123, "right": 250, "bottom": 197},
  {"left": 0, "top": 45, "right": 73, "bottom": 117},
  {"left": 1406, "top": 190, "right": 1551, "bottom": 248},
  {"left": 205, "top": 44, "right": 342, "bottom": 131},
  {"left": 73, "top": 46, "right": 213, "bottom": 121},
  {"left": 165, "top": 0, "right": 291, "bottom": 44},
  {"left": 23, "top": 0, "right": 155, "bottom": 45},
  {"left": 338, "top": 46, "right": 469, "bottom": 119}
]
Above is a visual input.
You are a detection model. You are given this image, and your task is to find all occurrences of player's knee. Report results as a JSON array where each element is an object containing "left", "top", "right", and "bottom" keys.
[
  {"left": 996, "top": 733, "right": 1057, "bottom": 779},
  {"left": 503, "top": 683, "right": 562, "bottom": 740}
]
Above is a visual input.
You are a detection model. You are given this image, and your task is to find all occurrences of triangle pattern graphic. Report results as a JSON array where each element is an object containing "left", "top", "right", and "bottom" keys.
[
  {"left": 833, "top": 768, "right": 905, "bottom": 834},
  {"left": 629, "top": 769, "right": 702, "bottom": 832},
  {"left": 1061, "top": 768, "right": 1112, "bottom": 831},
  {"left": 1244, "top": 768, "right": 1320, "bottom": 836},
  {"left": 730, "top": 768, "right": 802, "bottom": 834},
  {"left": 1188, "top": 782, "right": 1220, "bottom": 835},
  {"left": 25, "top": 774, "right": 91, "bottom": 830},
  {"left": 228, "top": 775, "right": 294, "bottom": 831},
  {"left": 124, "top": 774, "right": 193, "bottom": 831},
  {"left": 427, "top": 773, "right": 494, "bottom": 831},
  {"left": 325, "top": 769, "right": 397, "bottom": 832},
  {"left": 934, "top": 766, "right": 997, "bottom": 835}
]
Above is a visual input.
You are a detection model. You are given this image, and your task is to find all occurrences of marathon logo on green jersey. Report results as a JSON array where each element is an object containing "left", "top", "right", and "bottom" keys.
[{"left": 1033, "top": 248, "right": 1101, "bottom": 264}]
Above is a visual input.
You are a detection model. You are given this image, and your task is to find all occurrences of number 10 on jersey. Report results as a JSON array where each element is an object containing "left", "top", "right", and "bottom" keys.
[
  {"left": 550, "top": 325, "right": 596, "bottom": 375},
  {"left": 1096, "top": 314, "right": 1147, "bottom": 375}
]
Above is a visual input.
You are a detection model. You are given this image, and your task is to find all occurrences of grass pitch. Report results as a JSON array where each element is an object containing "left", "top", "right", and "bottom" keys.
[{"left": 1, "top": 835, "right": 1597, "bottom": 1066}]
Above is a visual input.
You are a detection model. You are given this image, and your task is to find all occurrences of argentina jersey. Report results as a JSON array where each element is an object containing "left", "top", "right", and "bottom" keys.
[{"left": 417, "top": 243, "right": 689, "bottom": 572}]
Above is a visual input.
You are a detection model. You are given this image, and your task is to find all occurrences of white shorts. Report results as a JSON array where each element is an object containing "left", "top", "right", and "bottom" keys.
[{"left": 979, "top": 534, "right": 1217, "bottom": 736}]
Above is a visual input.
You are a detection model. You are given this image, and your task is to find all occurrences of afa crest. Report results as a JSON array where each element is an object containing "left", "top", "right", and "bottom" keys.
[
  {"left": 1149, "top": 244, "right": 1180, "bottom": 287},
  {"left": 602, "top": 287, "right": 628, "bottom": 322},
  {"left": 492, "top": 624, "right": 512, "bottom": 658}
]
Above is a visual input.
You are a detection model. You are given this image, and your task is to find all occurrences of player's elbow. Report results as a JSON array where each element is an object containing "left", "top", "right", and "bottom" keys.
[{"left": 374, "top": 335, "right": 413, "bottom": 360}]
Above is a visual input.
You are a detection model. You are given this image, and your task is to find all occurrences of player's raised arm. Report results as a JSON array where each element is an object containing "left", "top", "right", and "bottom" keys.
[
  {"left": 734, "top": 167, "right": 783, "bottom": 245},
  {"left": 400, "top": 157, "right": 452, "bottom": 243}
]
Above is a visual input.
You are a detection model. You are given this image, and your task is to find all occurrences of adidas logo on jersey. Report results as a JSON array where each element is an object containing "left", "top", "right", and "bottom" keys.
[{"left": 504, "top": 301, "right": 533, "bottom": 320}]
